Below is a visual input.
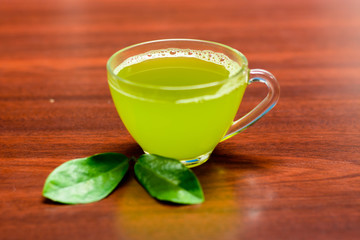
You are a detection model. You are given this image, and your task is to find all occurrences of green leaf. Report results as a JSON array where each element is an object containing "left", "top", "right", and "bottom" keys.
[
  {"left": 43, "top": 152, "right": 129, "bottom": 204},
  {"left": 134, "top": 154, "right": 204, "bottom": 204}
]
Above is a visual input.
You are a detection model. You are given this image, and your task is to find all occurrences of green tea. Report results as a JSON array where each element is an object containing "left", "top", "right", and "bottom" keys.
[{"left": 108, "top": 49, "right": 247, "bottom": 160}]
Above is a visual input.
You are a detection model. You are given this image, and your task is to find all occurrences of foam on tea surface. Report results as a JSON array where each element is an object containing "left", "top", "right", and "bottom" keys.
[
  {"left": 114, "top": 48, "right": 241, "bottom": 78},
  {"left": 111, "top": 48, "right": 247, "bottom": 103}
]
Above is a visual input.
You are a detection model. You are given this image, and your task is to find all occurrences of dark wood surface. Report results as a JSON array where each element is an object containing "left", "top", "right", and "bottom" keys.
[{"left": 1, "top": 0, "right": 359, "bottom": 239}]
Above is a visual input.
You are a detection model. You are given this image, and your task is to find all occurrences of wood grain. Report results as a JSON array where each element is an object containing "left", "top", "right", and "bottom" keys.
[{"left": 1, "top": 0, "right": 360, "bottom": 239}]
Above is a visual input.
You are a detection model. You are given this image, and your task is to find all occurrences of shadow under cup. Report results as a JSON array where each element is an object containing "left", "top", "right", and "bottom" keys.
[{"left": 107, "top": 39, "right": 279, "bottom": 168}]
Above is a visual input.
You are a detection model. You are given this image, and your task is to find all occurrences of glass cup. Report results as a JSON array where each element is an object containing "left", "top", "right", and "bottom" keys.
[{"left": 107, "top": 39, "right": 280, "bottom": 167}]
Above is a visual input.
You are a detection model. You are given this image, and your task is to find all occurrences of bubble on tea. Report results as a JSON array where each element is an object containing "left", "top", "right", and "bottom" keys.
[
  {"left": 113, "top": 48, "right": 246, "bottom": 103},
  {"left": 114, "top": 48, "right": 241, "bottom": 77}
]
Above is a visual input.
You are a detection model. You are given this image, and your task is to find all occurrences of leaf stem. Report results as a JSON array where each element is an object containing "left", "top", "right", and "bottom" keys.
[{"left": 130, "top": 156, "right": 138, "bottom": 163}]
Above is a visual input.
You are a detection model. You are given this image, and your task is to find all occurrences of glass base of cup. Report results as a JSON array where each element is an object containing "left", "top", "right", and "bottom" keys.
[
  {"left": 142, "top": 151, "right": 212, "bottom": 168},
  {"left": 180, "top": 151, "right": 212, "bottom": 168}
]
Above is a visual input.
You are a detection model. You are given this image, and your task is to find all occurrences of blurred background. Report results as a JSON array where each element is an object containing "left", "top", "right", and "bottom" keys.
[{"left": 1, "top": 0, "right": 359, "bottom": 239}]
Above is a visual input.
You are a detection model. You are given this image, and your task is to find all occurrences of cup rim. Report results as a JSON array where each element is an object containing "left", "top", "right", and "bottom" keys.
[{"left": 107, "top": 38, "right": 248, "bottom": 90}]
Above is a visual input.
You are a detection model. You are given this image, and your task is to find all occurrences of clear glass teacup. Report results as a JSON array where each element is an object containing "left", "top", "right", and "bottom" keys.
[{"left": 107, "top": 39, "right": 280, "bottom": 167}]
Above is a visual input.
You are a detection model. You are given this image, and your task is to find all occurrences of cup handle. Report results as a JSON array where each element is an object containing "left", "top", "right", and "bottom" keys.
[{"left": 221, "top": 69, "right": 280, "bottom": 141}]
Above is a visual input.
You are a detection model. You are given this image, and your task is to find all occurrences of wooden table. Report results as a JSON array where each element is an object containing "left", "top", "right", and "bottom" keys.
[{"left": 1, "top": 0, "right": 359, "bottom": 239}]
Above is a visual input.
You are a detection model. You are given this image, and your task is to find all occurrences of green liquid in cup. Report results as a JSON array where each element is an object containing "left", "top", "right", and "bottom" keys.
[{"left": 108, "top": 49, "right": 248, "bottom": 160}]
